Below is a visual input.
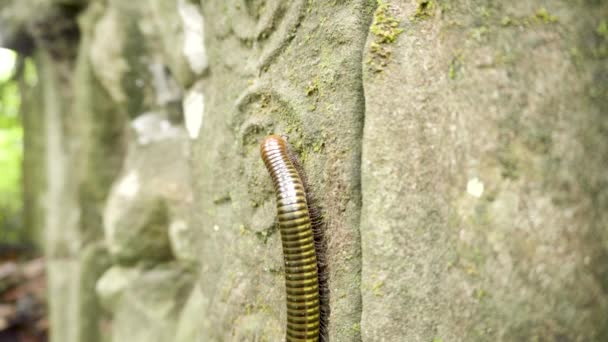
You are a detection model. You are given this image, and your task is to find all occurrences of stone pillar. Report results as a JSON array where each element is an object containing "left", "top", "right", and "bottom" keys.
[{"left": 361, "top": 1, "right": 608, "bottom": 341}]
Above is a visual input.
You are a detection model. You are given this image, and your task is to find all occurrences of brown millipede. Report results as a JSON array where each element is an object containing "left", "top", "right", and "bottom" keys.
[{"left": 260, "top": 135, "right": 328, "bottom": 342}]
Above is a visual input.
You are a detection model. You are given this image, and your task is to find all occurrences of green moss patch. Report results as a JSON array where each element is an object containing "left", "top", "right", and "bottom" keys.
[
  {"left": 500, "top": 7, "right": 559, "bottom": 28},
  {"left": 534, "top": 7, "right": 558, "bottom": 24},
  {"left": 593, "top": 20, "right": 608, "bottom": 58},
  {"left": 368, "top": 1, "right": 404, "bottom": 73},
  {"left": 414, "top": 0, "right": 435, "bottom": 20}
]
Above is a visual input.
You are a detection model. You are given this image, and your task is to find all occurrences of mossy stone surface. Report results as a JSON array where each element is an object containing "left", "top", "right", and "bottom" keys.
[{"left": 361, "top": 0, "right": 608, "bottom": 341}]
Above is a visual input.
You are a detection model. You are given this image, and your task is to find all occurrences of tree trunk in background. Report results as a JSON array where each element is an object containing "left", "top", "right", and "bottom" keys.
[{"left": 1, "top": 0, "right": 607, "bottom": 341}]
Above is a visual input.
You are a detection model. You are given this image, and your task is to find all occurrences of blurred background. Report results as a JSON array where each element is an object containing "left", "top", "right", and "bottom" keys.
[
  {"left": 0, "top": 47, "right": 47, "bottom": 341},
  {"left": 1, "top": 1, "right": 608, "bottom": 342}
]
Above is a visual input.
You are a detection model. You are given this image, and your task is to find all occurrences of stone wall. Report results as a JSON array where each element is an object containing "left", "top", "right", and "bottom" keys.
[
  {"left": 361, "top": 2, "right": 608, "bottom": 341},
  {"left": 1, "top": 0, "right": 607, "bottom": 341}
]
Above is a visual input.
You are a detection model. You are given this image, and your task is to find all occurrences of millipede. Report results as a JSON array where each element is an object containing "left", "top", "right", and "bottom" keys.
[{"left": 260, "top": 135, "right": 328, "bottom": 342}]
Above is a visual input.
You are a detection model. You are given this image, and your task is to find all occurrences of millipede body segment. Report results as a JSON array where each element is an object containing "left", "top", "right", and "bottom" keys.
[{"left": 260, "top": 135, "right": 321, "bottom": 342}]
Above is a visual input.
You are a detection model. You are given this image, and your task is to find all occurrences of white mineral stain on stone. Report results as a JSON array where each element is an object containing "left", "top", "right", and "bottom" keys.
[
  {"left": 178, "top": 0, "right": 208, "bottom": 74},
  {"left": 160, "top": 119, "right": 171, "bottom": 132},
  {"left": 169, "top": 220, "right": 188, "bottom": 238},
  {"left": 132, "top": 114, "right": 158, "bottom": 145},
  {"left": 117, "top": 171, "right": 140, "bottom": 198},
  {"left": 132, "top": 112, "right": 183, "bottom": 145},
  {"left": 466, "top": 177, "right": 484, "bottom": 198},
  {"left": 183, "top": 89, "right": 204, "bottom": 139},
  {"left": 169, "top": 220, "right": 188, "bottom": 252},
  {"left": 149, "top": 63, "right": 181, "bottom": 106}
]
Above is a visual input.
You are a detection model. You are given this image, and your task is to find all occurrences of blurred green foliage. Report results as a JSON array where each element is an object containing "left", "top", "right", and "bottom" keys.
[{"left": 0, "top": 48, "right": 23, "bottom": 242}]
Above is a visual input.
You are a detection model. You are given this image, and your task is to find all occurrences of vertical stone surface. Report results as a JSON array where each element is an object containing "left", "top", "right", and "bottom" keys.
[
  {"left": 361, "top": 1, "right": 608, "bottom": 341},
  {"left": 194, "top": 1, "right": 373, "bottom": 340},
  {"left": 2, "top": 0, "right": 607, "bottom": 341}
]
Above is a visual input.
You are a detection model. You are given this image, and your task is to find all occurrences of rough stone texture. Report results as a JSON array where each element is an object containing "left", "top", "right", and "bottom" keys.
[
  {"left": 361, "top": 1, "right": 608, "bottom": 341},
  {"left": 103, "top": 112, "right": 193, "bottom": 263},
  {"left": 193, "top": 1, "right": 373, "bottom": 340},
  {"left": 97, "top": 263, "right": 195, "bottom": 342},
  {"left": 2, "top": 0, "right": 606, "bottom": 341}
]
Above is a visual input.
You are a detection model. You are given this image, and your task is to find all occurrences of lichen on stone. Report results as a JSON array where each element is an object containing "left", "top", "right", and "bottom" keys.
[
  {"left": 598, "top": 20, "right": 608, "bottom": 39},
  {"left": 370, "top": 1, "right": 403, "bottom": 43},
  {"left": 593, "top": 19, "right": 608, "bottom": 58},
  {"left": 498, "top": 7, "right": 559, "bottom": 28},
  {"left": 368, "top": 0, "right": 404, "bottom": 73},
  {"left": 448, "top": 53, "right": 463, "bottom": 80},
  {"left": 533, "top": 7, "right": 558, "bottom": 24}
]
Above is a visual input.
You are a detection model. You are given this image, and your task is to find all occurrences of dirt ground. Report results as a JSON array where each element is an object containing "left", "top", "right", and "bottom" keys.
[{"left": 0, "top": 246, "right": 46, "bottom": 342}]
